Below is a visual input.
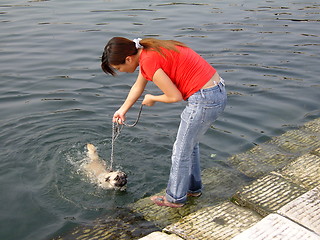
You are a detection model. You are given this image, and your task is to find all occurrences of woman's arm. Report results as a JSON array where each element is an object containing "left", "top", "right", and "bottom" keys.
[
  {"left": 113, "top": 71, "right": 148, "bottom": 123},
  {"left": 142, "top": 68, "right": 183, "bottom": 106}
]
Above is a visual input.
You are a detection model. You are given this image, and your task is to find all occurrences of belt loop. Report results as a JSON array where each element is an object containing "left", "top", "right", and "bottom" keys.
[
  {"left": 220, "top": 77, "right": 225, "bottom": 86},
  {"left": 218, "top": 77, "right": 225, "bottom": 92},
  {"left": 200, "top": 89, "right": 205, "bottom": 98}
]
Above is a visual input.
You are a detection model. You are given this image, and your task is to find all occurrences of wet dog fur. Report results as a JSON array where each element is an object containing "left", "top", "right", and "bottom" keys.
[{"left": 82, "top": 143, "right": 127, "bottom": 190}]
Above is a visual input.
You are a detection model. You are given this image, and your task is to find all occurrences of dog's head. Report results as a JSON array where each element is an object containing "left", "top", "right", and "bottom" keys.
[{"left": 98, "top": 171, "right": 127, "bottom": 190}]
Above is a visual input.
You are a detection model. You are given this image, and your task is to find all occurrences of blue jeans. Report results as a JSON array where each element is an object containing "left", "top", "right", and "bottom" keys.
[{"left": 166, "top": 78, "right": 227, "bottom": 204}]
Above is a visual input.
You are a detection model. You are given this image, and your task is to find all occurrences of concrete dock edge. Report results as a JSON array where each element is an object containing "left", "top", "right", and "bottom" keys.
[
  {"left": 52, "top": 118, "right": 320, "bottom": 239},
  {"left": 139, "top": 118, "right": 320, "bottom": 240}
]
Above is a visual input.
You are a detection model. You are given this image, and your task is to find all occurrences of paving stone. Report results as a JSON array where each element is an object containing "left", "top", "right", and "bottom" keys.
[
  {"left": 232, "top": 174, "right": 307, "bottom": 216},
  {"left": 278, "top": 186, "right": 320, "bottom": 235},
  {"left": 230, "top": 214, "right": 320, "bottom": 240},
  {"left": 276, "top": 153, "right": 320, "bottom": 189},
  {"left": 229, "top": 118, "right": 320, "bottom": 178},
  {"left": 228, "top": 144, "right": 296, "bottom": 178},
  {"left": 270, "top": 129, "right": 320, "bottom": 154},
  {"left": 51, "top": 209, "right": 160, "bottom": 240},
  {"left": 303, "top": 118, "right": 320, "bottom": 133},
  {"left": 164, "top": 201, "right": 262, "bottom": 240},
  {"left": 139, "top": 231, "right": 183, "bottom": 240},
  {"left": 311, "top": 147, "right": 320, "bottom": 157}
]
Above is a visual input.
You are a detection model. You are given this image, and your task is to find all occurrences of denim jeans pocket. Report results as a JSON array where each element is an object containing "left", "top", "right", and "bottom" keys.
[
  {"left": 201, "top": 106, "right": 214, "bottom": 124},
  {"left": 198, "top": 94, "right": 226, "bottom": 125}
]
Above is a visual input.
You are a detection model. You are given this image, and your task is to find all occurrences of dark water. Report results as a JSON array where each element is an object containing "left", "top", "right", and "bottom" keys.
[{"left": 0, "top": 0, "right": 319, "bottom": 239}]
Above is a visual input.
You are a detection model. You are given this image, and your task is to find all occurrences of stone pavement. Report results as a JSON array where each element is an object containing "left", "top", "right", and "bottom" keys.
[
  {"left": 139, "top": 118, "right": 320, "bottom": 240},
  {"left": 231, "top": 187, "right": 320, "bottom": 240}
]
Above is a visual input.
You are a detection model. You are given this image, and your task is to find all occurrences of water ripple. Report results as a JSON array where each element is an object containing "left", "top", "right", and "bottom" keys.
[{"left": 0, "top": 0, "right": 319, "bottom": 239}]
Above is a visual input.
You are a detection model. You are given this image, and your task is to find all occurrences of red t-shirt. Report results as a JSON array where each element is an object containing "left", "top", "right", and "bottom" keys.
[{"left": 139, "top": 46, "right": 216, "bottom": 100}]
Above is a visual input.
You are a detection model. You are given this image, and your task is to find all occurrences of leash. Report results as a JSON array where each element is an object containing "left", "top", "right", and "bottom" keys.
[{"left": 109, "top": 104, "right": 143, "bottom": 170}]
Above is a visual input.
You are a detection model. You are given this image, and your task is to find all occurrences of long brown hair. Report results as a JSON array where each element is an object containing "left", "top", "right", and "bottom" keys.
[{"left": 101, "top": 37, "right": 187, "bottom": 75}]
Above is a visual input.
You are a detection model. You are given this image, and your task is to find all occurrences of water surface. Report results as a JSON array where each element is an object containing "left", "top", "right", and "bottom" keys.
[{"left": 0, "top": 0, "right": 319, "bottom": 239}]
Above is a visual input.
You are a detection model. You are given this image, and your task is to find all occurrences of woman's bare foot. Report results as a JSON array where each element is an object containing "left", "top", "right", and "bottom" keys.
[{"left": 150, "top": 195, "right": 184, "bottom": 208}]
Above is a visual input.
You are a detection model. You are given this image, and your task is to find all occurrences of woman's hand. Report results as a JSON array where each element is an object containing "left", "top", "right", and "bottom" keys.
[
  {"left": 141, "top": 69, "right": 183, "bottom": 107},
  {"left": 142, "top": 94, "right": 156, "bottom": 106},
  {"left": 113, "top": 71, "right": 148, "bottom": 124},
  {"left": 113, "top": 109, "right": 126, "bottom": 124}
]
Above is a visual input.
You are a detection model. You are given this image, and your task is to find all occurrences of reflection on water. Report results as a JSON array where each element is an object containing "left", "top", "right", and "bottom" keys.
[{"left": 0, "top": 0, "right": 319, "bottom": 239}]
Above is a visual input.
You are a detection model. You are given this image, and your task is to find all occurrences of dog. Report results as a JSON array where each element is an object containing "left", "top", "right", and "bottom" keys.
[{"left": 81, "top": 143, "right": 127, "bottom": 190}]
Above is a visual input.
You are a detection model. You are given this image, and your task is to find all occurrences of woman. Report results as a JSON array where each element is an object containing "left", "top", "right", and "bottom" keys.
[{"left": 101, "top": 37, "right": 227, "bottom": 207}]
